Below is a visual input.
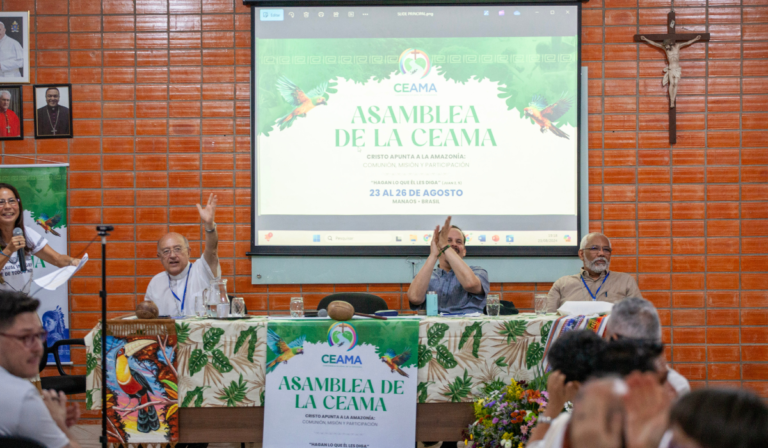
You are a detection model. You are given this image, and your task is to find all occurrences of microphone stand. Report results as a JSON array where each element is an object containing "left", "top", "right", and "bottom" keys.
[{"left": 96, "top": 225, "right": 113, "bottom": 448}]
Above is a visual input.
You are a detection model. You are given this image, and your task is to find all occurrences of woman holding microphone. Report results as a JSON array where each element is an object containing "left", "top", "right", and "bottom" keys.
[{"left": 0, "top": 183, "right": 79, "bottom": 294}]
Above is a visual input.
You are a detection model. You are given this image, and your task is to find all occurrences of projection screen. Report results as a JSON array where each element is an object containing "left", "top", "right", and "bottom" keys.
[{"left": 250, "top": 2, "right": 582, "bottom": 256}]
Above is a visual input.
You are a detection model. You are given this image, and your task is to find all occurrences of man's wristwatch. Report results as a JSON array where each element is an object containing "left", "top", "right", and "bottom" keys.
[{"left": 205, "top": 223, "right": 217, "bottom": 233}]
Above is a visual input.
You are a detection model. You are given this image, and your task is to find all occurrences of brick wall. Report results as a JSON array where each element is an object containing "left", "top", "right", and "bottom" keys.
[{"left": 0, "top": 0, "right": 766, "bottom": 422}]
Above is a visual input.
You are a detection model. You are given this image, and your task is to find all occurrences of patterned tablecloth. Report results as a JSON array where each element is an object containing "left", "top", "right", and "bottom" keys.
[{"left": 86, "top": 314, "right": 559, "bottom": 410}]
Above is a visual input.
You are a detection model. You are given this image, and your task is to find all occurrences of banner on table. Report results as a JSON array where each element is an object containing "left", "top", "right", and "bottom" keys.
[
  {"left": 0, "top": 164, "right": 70, "bottom": 364},
  {"left": 263, "top": 318, "right": 419, "bottom": 448}
]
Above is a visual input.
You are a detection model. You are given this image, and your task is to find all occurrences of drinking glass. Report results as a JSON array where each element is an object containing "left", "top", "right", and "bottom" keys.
[
  {"left": 486, "top": 294, "right": 501, "bottom": 317},
  {"left": 231, "top": 297, "right": 246, "bottom": 317},
  {"left": 290, "top": 297, "right": 304, "bottom": 317},
  {"left": 193, "top": 293, "right": 207, "bottom": 318},
  {"left": 534, "top": 294, "right": 548, "bottom": 315}
]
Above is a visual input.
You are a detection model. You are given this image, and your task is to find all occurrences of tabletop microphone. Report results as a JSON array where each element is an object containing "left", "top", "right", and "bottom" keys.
[
  {"left": 318, "top": 309, "right": 328, "bottom": 318},
  {"left": 13, "top": 227, "right": 26, "bottom": 272}
]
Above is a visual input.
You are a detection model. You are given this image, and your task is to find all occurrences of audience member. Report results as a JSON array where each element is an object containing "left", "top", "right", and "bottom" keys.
[
  {"left": 0, "top": 291, "right": 81, "bottom": 448},
  {"left": 546, "top": 232, "right": 643, "bottom": 312},
  {"left": 145, "top": 194, "right": 220, "bottom": 316},
  {"left": 606, "top": 297, "right": 690, "bottom": 395},
  {"left": 407, "top": 216, "right": 489, "bottom": 314}
]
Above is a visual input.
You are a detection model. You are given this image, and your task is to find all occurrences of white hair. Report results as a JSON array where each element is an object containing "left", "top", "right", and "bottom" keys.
[
  {"left": 580, "top": 232, "right": 612, "bottom": 250},
  {"left": 606, "top": 297, "right": 662, "bottom": 342},
  {"left": 0, "top": 90, "right": 10, "bottom": 99}
]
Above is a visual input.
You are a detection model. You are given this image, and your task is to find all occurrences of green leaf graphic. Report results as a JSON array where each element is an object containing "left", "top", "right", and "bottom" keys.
[
  {"left": 499, "top": 320, "right": 527, "bottom": 344},
  {"left": 443, "top": 370, "right": 473, "bottom": 403},
  {"left": 427, "top": 323, "right": 449, "bottom": 347},
  {"left": 176, "top": 322, "right": 190, "bottom": 344},
  {"left": 182, "top": 386, "right": 208, "bottom": 408},
  {"left": 211, "top": 349, "right": 234, "bottom": 373},
  {"left": 161, "top": 379, "right": 178, "bottom": 392},
  {"left": 86, "top": 352, "right": 98, "bottom": 376},
  {"left": 435, "top": 344, "right": 458, "bottom": 370},
  {"left": 92, "top": 330, "right": 101, "bottom": 356},
  {"left": 494, "top": 356, "right": 508, "bottom": 367},
  {"left": 218, "top": 374, "right": 247, "bottom": 407},
  {"left": 526, "top": 341, "right": 545, "bottom": 370},
  {"left": 417, "top": 381, "right": 433, "bottom": 404},
  {"left": 247, "top": 332, "right": 258, "bottom": 363},
  {"left": 482, "top": 378, "right": 506, "bottom": 395},
  {"left": 189, "top": 348, "right": 208, "bottom": 375},
  {"left": 540, "top": 320, "right": 553, "bottom": 341},
  {"left": 86, "top": 390, "right": 94, "bottom": 409},
  {"left": 418, "top": 344, "right": 433, "bottom": 368},
  {"left": 203, "top": 327, "right": 225, "bottom": 351},
  {"left": 234, "top": 328, "right": 254, "bottom": 355}
]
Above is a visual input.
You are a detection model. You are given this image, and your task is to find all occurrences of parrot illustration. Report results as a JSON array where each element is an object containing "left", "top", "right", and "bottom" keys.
[
  {"left": 275, "top": 76, "right": 328, "bottom": 130},
  {"left": 114, "top": 340, "right": 160, "bottom": 434},
  {"left": 380, "top": 348, "right": 411, "bottom": 378},
  {"left": 35, "top": 213, "right": 62, "bottom": 237},
  {"left": 523, "top": 95, "right": 573, "bottom": 140},
  {"left": 265, "top": 329, "right": 306, "bottom": 373}
]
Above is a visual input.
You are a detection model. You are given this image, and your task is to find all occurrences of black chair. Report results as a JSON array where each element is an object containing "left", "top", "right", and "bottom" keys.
[
  {"left": 317, "top": 293, "right": 388, "bottom": 314},
  {"left": 38, "top": 339, "right": 86, "bottom": 395},
  {"left": 0, "top": 436, "right": 45, "bottom": 448}
]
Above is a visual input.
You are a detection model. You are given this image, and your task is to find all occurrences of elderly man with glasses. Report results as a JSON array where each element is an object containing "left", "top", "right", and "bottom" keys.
[
  {"left": 0, "top": 291, "right": 82, "bottom": 447},
  {"left": 144, "top": 194, "right": 220, "bottom": 316},
  {"left": 546, "top": 232, "right": 643, "bottom": 312}
]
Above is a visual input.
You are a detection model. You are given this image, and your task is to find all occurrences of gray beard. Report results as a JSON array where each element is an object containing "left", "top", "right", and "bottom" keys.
[{"left": 588, "top": 257, "right": 610, "bottom": 273}]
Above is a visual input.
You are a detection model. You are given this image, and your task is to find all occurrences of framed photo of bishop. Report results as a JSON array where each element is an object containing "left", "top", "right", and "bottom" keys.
[
  {"left": 0, "top": 85, "right": 23, "bottom": 140},
  {"left": 34, "top": 84, "right": 73, "bottom": 139},
  {"left": 0, "top": 12, "right": 30, "bottom": 83}
]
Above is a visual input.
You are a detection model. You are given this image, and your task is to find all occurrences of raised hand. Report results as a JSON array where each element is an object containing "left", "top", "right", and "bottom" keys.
[
  {"left": 429, "top": 225, "right": 440, "bottom": 257},
  {"left": 196, "top": 193, "right": 217, "bottom": 230},
  {"left": 437, "top": 216, "right": 452, "bottom": 248},
  {"left": 623, "top": 372, "right": 672, "bottom": 448},
  {"left": 6, "top": 234, "right": 25, "bottom": 253}
]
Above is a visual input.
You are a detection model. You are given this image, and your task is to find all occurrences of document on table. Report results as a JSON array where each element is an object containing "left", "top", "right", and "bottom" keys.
[{"left": 33, "top": 254, "right": 88, "bottom": 291}]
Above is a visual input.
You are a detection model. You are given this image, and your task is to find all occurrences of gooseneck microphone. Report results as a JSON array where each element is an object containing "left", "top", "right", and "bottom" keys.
[{"left": 13, "top": 227, "right": 26, "bottom": 272}]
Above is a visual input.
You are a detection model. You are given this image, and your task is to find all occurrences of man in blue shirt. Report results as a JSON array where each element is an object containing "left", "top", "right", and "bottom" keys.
[{"left": 407, "top": 216, "right": 489, "bottom": 314}]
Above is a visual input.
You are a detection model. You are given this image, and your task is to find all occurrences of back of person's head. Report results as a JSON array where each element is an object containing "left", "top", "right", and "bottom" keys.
[
  {"left": 0, "top": 291, "right": 40, "bottom": 332},
  {"left": 547, "top": 330, "right": 607, "bottom": 383},
  {"left": 606, "top": 297, "right": 661, "bottom": 342},
  {"left": 670, "top": 388, "right": 768, "bottom": 448},
  {"left": 595, "top": 338, "right": 664, "bottom": 378}
]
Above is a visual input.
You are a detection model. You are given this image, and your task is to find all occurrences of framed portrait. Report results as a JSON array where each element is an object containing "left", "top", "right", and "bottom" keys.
[
  {"left": 34, "top": 84, "right": 73, "bottom": 139},
  {"left": 0, "top": 12, "right": 30, "bottom": 83},
  {"left": 0, "top": 85, "right": 23, "bottom": 140}
]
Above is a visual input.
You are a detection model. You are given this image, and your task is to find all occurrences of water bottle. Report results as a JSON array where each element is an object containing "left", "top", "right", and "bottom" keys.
[{"left": 426, "top": 291, "right": 438, "bottom": 316}]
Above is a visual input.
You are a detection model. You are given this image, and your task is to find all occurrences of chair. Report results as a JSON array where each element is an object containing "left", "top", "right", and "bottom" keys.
[
  {"left": 38, "top": 339, "right": 86, "bottom": 395},
  {"left": 317, "top": 293, "right": 388, "bottom": 314},
  {"left": 0, "top": 436, "right": 45, "bottom": 448}
]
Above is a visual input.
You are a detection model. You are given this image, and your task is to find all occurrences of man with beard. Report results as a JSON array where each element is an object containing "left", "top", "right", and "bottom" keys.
[
  {"left": 546, "top": 232, "right": 642, "bottom": 312},
  {"left": 36, "top": 87, "right": 70, "bottom": 136},
  {"left": 407, "top": 216, "right": 489, "bottom": 314}
]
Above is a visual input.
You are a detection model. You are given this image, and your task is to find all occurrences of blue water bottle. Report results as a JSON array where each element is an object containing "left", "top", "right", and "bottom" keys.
[{"left": 426, "top": 291, "right": 438, "bottom": 316}]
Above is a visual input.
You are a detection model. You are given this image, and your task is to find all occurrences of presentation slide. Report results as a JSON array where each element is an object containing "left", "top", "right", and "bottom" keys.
[{"left": 251, "top": 4, "right": 581, "bottom": 255}]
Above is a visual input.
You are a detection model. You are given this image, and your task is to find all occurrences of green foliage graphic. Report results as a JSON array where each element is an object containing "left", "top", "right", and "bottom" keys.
[
  {"left": 175, "top": 322, "right": 191, "bottom": 345},
  {"left": 499, "top": 320, "right": 527, "bottom": 344},
  {"left": 540, "top": 320, "right": 553, "bottom": 341},
  {"left": 526, "top": 341, "right": 545, "bottom": 370},
  {"left": 203, "top": 327, "right": 225, "bottom": 352},
  {"left": 0, "top": 166, "right": 68, "bottom": 228},
  {"left": 256, "top": 37, "right": 578, "bottom": 137},
  {"left": 211, "top": 349, "right": 234, "bottom": 373},
  {"left": 188, "top": 348, "right": 208, "bottom": 375},
  {"left": 427, "top": 323, "right": 450, "bottom": 347},
  {"left": 417, "top": 381, "right": 433, "bottom": 404},
  {"left": 182, "top": 386, "right": 208, "bottom": 408},
  {"left": 219, "top": 374, "right": 248, "bottom": 407},
  {"left": 234, "top": 327, "right": 258, "bottom": 363},
  {"left": 459, "top": 322, "right": 484, "bottom": 358},
  {"left": 86, "top": 352, "right": 98, "bottom": 376},
  {"left": 443, "top": 369, "right": 473, "bottom": 403},
  {"left": 418, "top": 344, "right": 433, "bottom": 368}
]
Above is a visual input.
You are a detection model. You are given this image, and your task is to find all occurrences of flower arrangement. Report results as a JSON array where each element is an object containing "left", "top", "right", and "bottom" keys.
[{"left": 465, "top": 379, "right": 548, "bottom": 448}]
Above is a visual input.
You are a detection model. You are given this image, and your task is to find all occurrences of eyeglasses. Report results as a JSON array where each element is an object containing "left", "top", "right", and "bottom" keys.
[
  {"left": 159, "top": 246, "right": 187, "bottom": 258},
  {"left": 0, "top": 330, "right": 47, "bottom": 348},
  {"left": 585, "top": 246, "right": 612, "bottom": 254},
  {"left": 0, "top": 198, "right": 19, "bottom": 207}
]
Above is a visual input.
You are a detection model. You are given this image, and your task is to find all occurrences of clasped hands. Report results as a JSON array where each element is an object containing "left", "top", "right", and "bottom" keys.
[{"left": 429, "top": 216, "right": 453, "bottom": 258}]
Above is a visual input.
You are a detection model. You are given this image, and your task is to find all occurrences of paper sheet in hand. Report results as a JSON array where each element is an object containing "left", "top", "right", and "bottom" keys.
[{"left": 34, "top": 254, "right": 88, "bottom": 291}]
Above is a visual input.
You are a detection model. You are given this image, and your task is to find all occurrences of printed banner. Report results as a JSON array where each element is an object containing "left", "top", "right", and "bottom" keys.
[
  {"left": 263, "top": 318, "right": 419, "bottom": 448},
  {"left": 0, "top": 164, "right": 70, "bottom": 363}
]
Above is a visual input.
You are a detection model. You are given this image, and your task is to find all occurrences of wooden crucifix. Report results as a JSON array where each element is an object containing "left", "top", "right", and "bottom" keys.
[{"left": 634, "top": 11, "right": 710, "bottom": 144}]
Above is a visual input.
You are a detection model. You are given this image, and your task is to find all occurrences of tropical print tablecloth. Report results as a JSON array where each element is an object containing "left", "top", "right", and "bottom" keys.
[{"left": 86, "top": 314, "right": 561, "bottom": 409}]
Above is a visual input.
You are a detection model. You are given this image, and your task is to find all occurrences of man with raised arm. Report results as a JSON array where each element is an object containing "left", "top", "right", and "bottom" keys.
[
  {"left": 407, "top": 216, "right": 489, "bottom": 314},
  {"left": 546, "top": 232, "right": 643, "bottom": 312},
  {"left": 145, "top": 194, "right": 220, "bottom": 316}
]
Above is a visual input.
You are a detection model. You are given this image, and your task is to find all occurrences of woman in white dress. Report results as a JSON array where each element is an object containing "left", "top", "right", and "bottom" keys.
[{"left": 0, "top": 183, "right": 79, "bottom": 295}]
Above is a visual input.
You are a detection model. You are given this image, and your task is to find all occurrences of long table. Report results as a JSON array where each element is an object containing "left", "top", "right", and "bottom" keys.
[{"left": 85, "top": 313, "right": 559, "bottom": 442}]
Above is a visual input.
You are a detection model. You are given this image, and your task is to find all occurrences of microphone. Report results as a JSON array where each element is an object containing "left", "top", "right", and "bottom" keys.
[
  {"left": 13, "top": 227, "right": 26, "bottom": 272},
  {"left": 318, "top": 309, "right": 328, "bottom": 318}
]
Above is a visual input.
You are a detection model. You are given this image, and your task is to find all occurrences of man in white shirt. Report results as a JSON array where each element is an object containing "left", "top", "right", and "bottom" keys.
[
  {"left": 0, "top": 291, "right": 81, "bottom": 448},
  {"left": 0, "top": 22, "right": 24, "bottom": 78},
  {"left": 605, "top": 297, "right": 690, "bottom": 396},
  {"left": 145, "top": 194, "right": 220, "bottom": 316}
]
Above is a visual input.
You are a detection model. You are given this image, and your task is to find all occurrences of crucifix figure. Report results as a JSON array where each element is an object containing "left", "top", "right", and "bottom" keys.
[{"left": 634, "top": 10, "right": 709, "bottom": 144}]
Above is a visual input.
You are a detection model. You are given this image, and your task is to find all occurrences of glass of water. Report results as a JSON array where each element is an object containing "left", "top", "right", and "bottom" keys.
[
  {"left": 535, "top": 294, "right": 548, "bottom": 315},
  {"left": 290, "top": 297, "right": 304, "bottom": 317},
  {"left": 486, "top": 294, "right": 501, "bottom": 317},
  {"left": 193, "top": 293, "right": 207, "bottom": 318},
  {"left": 231, "top": 297, "right": 246, "bottom": 317}
]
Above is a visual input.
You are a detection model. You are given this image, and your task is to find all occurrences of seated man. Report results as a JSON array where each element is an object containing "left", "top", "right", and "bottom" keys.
[
  {"left": 0, "top": 291, "right": 81, "bottom": 448},
  {"left": 547, "top": 232, "right": 643, "bottom": 312},
  {"left": 145, "top": 194, "right": 220, "bottom": 316},
  {"left": 407, "top": 216, "right": 489, "bottom": 314},
  {"left": 605, "top": 297, "right": 690, "bottom": 396}
]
